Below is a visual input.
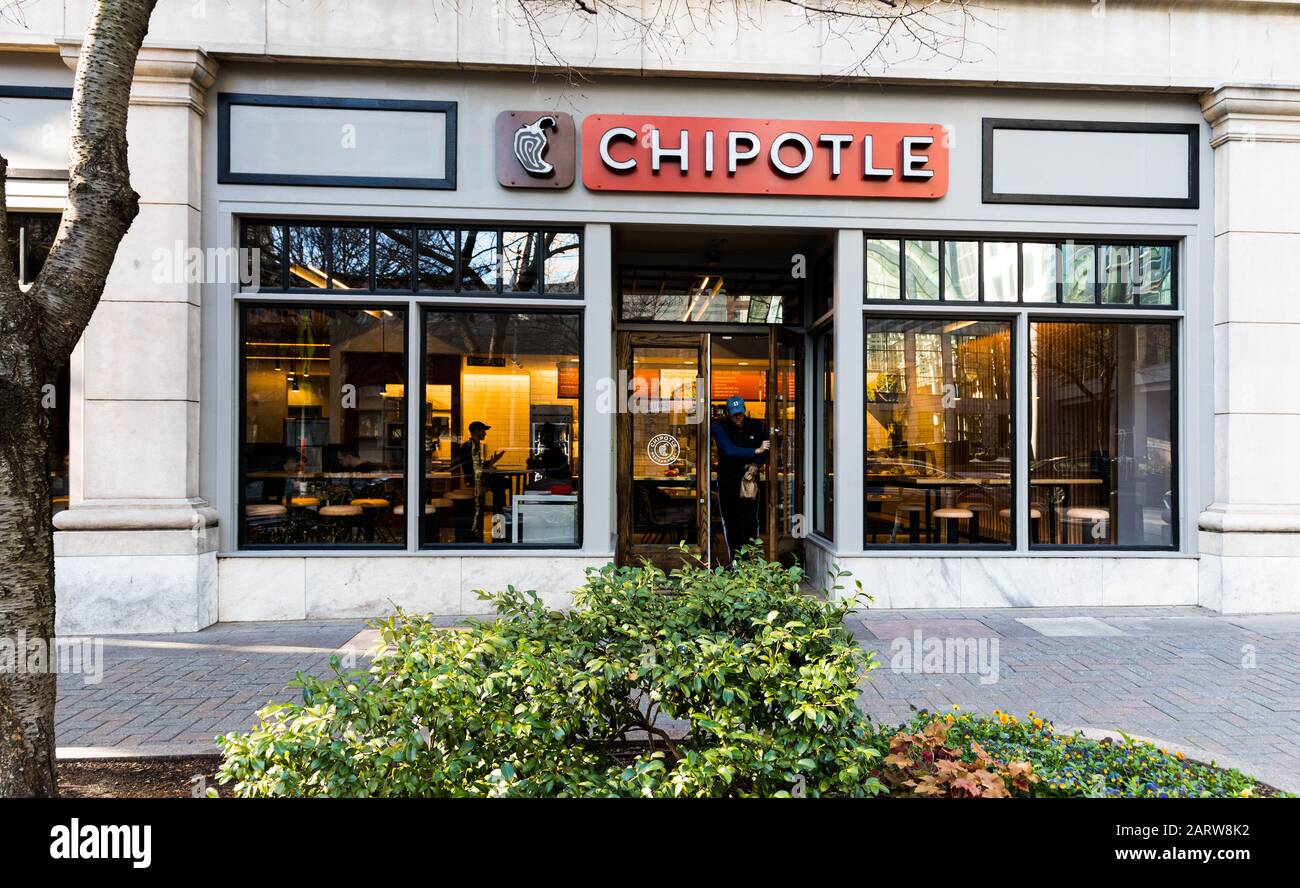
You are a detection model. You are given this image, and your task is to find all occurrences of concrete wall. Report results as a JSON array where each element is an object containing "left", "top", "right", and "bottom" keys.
[{"left": 4, "top": 1, "right": 1300, "bottom": 91}]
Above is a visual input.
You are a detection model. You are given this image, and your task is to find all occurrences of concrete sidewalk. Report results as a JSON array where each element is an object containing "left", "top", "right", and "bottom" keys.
[{"left": 55, "top": 606, "right": 1300, "bottom": 792}]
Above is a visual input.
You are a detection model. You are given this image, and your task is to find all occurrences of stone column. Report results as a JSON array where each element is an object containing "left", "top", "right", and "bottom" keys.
[
  {"left": 831, "top": 230, "right": 865, "bottom": 562},
  {"left": 1199, "top": 85, "right": 1300, "bottom": 614},
  {"left": 53, "top": 45, "right": 219, "bottom": 634},
  {"left": 581, "top": 223, "right": 616, "bottom": 556}
]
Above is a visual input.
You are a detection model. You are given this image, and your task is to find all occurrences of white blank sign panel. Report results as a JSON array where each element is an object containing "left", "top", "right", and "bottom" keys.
[{"left": 228, "top": 104, "right": 447, "bottom": 181}]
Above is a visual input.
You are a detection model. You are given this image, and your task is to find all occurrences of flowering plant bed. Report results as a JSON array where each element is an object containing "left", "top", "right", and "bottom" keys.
[{"left": 873, "top": 709, "right": 1279, "bottom": 798}]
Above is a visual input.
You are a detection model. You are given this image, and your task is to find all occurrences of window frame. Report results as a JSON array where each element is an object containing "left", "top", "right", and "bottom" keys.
[
  {"left": 865, "top": 234, "right": 1178, "bottom": 309},
  {"left": 417, "top": 304, "right": 585, "bottom": 551},
  {"left": 236, "top": 300, "right": 412, "bottom": 552},
  {"left": 239, "top": 219, "right": 583, "bottom": 299},
  {"left": 859, "top": 230, "right": 1184, "bottom": 555},
  {"left": 1026, "top": 315, "right": 1180, "bottom": 553},
  {"left": 863, "top": 312, "right": 1018, "bottom": 551}
]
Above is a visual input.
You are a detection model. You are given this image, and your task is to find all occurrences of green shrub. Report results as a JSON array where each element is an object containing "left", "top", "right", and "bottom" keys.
[
  {"left": 878, "top": 710, "right": 1267, "bottom": 798},
  {"left": 216, "top": 546, "right": 886, "bottom": 797}
]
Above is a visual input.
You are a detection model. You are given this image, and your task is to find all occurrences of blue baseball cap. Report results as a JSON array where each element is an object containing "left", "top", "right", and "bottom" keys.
[{"left": 725, "top": 396, "right": 746, "bottom": 415}]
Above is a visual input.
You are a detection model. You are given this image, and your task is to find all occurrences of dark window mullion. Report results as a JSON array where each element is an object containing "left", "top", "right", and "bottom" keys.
[{"left": 937, "top": 238, "right": 946, "bottom": 302}]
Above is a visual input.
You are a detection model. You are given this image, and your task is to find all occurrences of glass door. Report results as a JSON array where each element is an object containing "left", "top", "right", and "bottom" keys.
[
  {"left": 768, "top": 327, "right": 804, "bottom": 565},
  {"left": 617, "top": 332, "right": 709, "bottom": 568}
]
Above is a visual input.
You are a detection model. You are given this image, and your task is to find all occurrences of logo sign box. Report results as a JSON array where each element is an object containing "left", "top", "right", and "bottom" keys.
[
  {"left": 496, "top": 110, "right": 576, "bottom": 189},
  {"left": 581, "top": 114, "right": 948, "bottom": 199}
]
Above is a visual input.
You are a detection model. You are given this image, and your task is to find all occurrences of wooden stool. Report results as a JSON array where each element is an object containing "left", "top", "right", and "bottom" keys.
[
  {"left": 446, "top": 489, "right": 478, "bottom": 542},
  {"left": 392, "top": 503, "right": 435, "bottom": 517},
  {"left": 1065, "top": 507, "right": 1110, "bottom": 544},
  {"left": 933, "top": 507, "right": 974, "bottom": 544},
  {"left": 892, "top": 502, "right": 930, "bottom": 544},
  {"left": 999, "top": 506, "right": 1044, "bottom": 543},
  {"left": 319, "top": 504, "right": 362, "bottom": 543},
  {"left": 430, "top": 497, "right": 453, "bottom": 543},
  {"left": 351, "top": 497, "right": 390, "bottom": 541},
  {"left": 957, "top": 502, "right": 993, "bottom": 543},
  {"left": 245, "top": 504, "right": 287, "bottom": 518},
  {"left": 289, "top": 496, "right": 321, "bottom": 508}
]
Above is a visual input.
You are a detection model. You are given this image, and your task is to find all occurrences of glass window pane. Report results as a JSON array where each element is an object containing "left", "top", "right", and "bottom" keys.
[
  {"left": 1135, "top": 245, "right": 1174, "bottom": 306},
  {"left": 459, "top": 229, "right": 499, "bottom": 292},
  {"left": 1022, "top": 242, "right": 1057, "bottom": 303},
  {"left": 814, "top": 331, "right": 834, "bottom": 540},
  {"left": 287, "top": 225, "right": 328, "bottom": 289},
  {"left": 503, "top": 230, "right": 540, "bottom": 293},
  {"left": 375, "top": 227, "right": 414, "bottom": 290},
  {"left": 1030, "top": 322, "right": 1175, "bottom": 547},
  {"left": 22, "top": 214, "right": 59, "bottom": 284},
  {"left": 982, "top": 241, "right": 1018, "bottom": 302},
  {"left": 543, "top": 231, "right": 581, "bottom": 294},
  {"left": 424, "top": 310, "right": 582, "bottom": 546},
  {"left": 865, "top": 317, "right": 1013, "bottom": 547},
  {"left": 904, "top": 240, "right": 940, "bottom": 301},
  {"left": 48, "top": 362, "right": 70, "bottom": 526},
  {"left": 865, "top": 238, "right": 901, "bottom": 301},
  {"left": 330, "top": 225, "right": 371, "bottom": 290},
  {"left": 241, "top": 305, "right": 407, "bottom": 547},
  {"left": 6, "top": 216, "right": 19, "bottom": 284},
  {"left": 417, "top": 228, "right": 456, "bottom": 291},
  {"left": 619, "top": 267, "right": 798, "bottom": 323},
  {"left": 1062, "top": 242, "right": 1095, "bottom": 304},
  {"left": 942, "top": 240, "right": 979, "bottom": 302},
  {"left": 243, "top": 222, "right": 285, "bottom": 291},
  {"left": 1099, "top": 244, "right": 1134, "bottom": 304}
]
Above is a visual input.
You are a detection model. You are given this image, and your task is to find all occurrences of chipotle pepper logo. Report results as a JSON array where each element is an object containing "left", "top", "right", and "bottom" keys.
[{"left": 496, "top": 110, "right": 575, "bottom": 189}]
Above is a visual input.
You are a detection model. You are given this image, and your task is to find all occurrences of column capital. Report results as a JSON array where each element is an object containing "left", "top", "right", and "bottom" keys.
[
  {"left": 1201, "top": 83, "right": 1300, "bottom": 148},
  {"left": 56, "top": 41, "right": 218, "bottom": 116}
]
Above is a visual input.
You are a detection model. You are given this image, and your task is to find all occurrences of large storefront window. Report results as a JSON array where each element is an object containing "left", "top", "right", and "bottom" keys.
[
  {"left": 865, "top": 318, "right": 1013, "bottom": 546},
  {"left": 1030, "top": 321, "right": 1175, "bottom": 547},
  {"left": 239, "top": 305, "right": 407, "bottom": 547},
  {"left": 422, "top": 310, "right": 582, "bottom": 547}
]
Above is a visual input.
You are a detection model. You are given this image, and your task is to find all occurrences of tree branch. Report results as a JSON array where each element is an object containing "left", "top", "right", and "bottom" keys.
[{"left": 27, "top": 0, "right": 158, "bottom": 364}]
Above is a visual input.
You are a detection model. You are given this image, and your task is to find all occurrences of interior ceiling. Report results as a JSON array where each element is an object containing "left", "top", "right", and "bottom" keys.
[{"left": 614, "top": 224, "right": 833, "bottom": 268}]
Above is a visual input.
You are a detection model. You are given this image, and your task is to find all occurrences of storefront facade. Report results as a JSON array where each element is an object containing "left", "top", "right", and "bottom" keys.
[{"left": 2, "top": 2, "right": 1298, "bottom": 632}]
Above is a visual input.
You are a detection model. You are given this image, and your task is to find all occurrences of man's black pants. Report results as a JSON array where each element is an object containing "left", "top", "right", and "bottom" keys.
[{"left": 716, "top": 476, "right": 763, "bottom": 562}]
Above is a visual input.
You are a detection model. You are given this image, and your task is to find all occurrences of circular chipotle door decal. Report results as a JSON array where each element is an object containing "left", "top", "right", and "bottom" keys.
[{"left": 646, "top": 434, "right": 681, "bottom": 466}]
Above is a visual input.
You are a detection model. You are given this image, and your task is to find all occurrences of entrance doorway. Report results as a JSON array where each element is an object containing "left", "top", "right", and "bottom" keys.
[{"left": 616, "top": 327, "right": 804, "bottom": 569}]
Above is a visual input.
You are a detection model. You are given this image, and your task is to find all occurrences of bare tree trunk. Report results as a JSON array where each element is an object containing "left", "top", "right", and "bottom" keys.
[
  {"left": 0, "top": 0, "right": 157, "bottom": 798},
  {"left": 0, "top": 243, "right": 57, "bottom": 793}
]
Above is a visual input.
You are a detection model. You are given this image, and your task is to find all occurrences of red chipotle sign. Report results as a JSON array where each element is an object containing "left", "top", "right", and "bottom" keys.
[{"left": 581, "top": 114, "right": 948, "bottom": 199}]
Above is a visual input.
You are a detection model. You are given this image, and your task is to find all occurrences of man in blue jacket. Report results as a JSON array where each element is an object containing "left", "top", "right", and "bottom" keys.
[{"left": 711, "top": 395, "right": 770, "bottom": 562}]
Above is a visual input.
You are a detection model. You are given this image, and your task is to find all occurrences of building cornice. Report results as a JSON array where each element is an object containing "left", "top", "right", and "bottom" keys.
[
  {"left": 56, "top": 41, "right": 218, "bottom": 116},
  {"left": 1201, "top": 83, "right": 1300, "bottom": 147}
]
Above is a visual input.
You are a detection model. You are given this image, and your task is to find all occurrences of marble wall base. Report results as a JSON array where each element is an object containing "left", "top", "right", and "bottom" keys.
[
  {"left": 218, "top": 554, "right": 612, "bottom": 621},
  {"left": 826, "top": 556, "right": 1199, "bottom": 610},
  {"left": 55, "top": 528, "right": 218, "bottom": 634},
  {"left": 1199, "top": 530, "right": 1300, "bottom": 614}
]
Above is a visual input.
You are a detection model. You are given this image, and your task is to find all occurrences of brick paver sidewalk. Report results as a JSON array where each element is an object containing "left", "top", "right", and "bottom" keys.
[
  {"left": 851, "top": 606, "right": 1300, "bottom": 793},
  {"left": 56, "top": 606, "right": 1300, "bottom": 792}
]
